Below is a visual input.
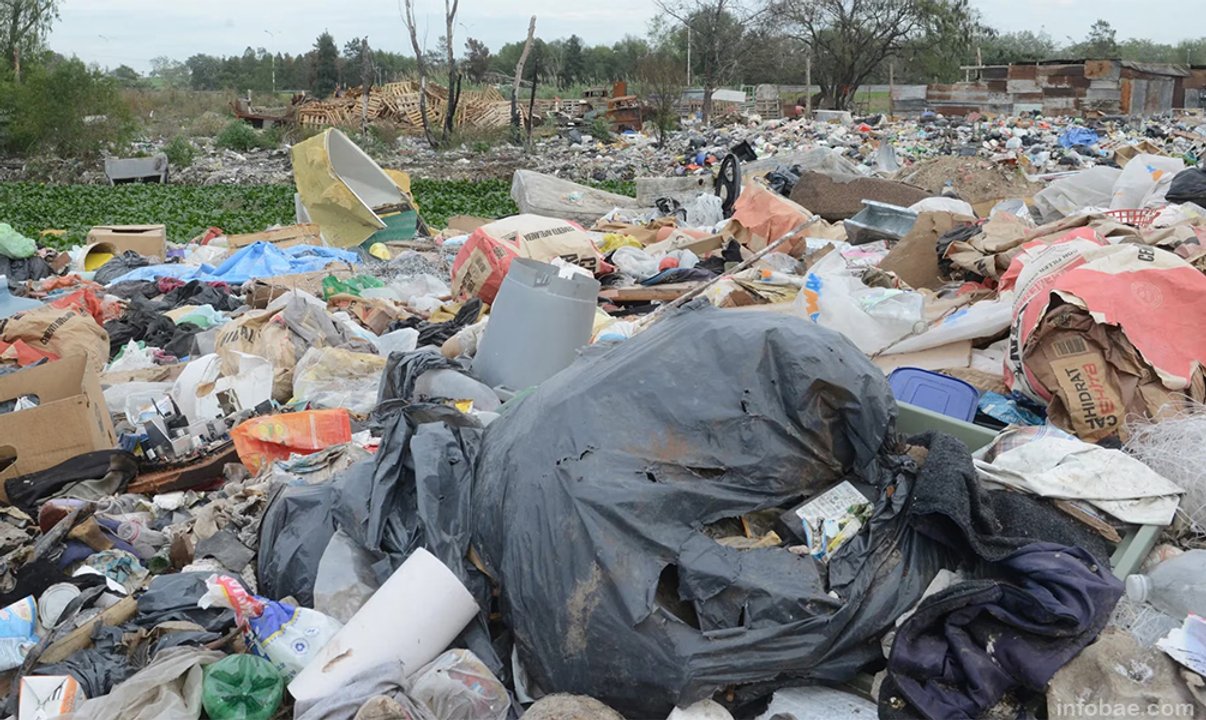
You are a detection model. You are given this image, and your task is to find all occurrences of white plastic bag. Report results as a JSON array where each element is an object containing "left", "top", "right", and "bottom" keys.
[
  {"left": 372, "top": 327, "right": 420, "bottom": 356},
  {"left": 883, "top": 291, "right": 1016, "bottom": 355},
  {"left": 171, "top": 352, "right": 273, "bottom": 424},
  {"left": 292, "top": 346, "right": 387, "bottom": 415},
  {"left": 909, "top": 197, "right": 975, "bottom": 217},
  {"left": 796, "top": 252, "right": 924, "bottom": 354},
  {"left": 1110, "top": 154, "right": 1185, "bottom": 209},
  {"left": 683, "top": 194, "right": 724, "bottom": 228},
  {"left": 1033, "top": 166, "right": 1121, "bottom": 221},
  {"left": 611, "top": 246, "right": 660, "bottom": 280},
  {"left": 410, "top": 649, "right": 511, "bottom": 720},
  {"left": 107, "top": 341, "right": 157, "bottom": 372}
]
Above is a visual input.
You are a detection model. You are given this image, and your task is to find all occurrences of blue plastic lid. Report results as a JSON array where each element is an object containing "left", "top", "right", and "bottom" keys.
[{"left": 889, "top": 367, "right": 980, "bottom": 422}]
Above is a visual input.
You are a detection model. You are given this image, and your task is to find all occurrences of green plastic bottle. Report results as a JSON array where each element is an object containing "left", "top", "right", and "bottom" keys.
[{"left": 201, "top": 654, "right": 284, "bottom": 720}]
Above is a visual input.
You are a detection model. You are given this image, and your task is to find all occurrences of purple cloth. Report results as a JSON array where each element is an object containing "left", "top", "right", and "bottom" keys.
[{"left": 883, "top": 542, "right": 1123, "bottom": 719}]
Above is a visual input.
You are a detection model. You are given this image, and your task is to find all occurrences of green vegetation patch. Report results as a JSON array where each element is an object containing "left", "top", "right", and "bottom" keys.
[{"left": 0, "top": 178, "right": 637, "bottom": 249}]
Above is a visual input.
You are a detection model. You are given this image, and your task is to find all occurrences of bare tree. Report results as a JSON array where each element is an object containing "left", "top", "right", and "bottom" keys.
[
  {"left": 360, "top": 38, "right": 374, "bottom": 132},
  {"left": 772, "top": 0, "right": 979, "bottom": 109},
  {"left": 442, "top": 0, "right": 460, "bottom": 138},
  {"left": 638, "top": 50, "right": 686, "bottom": 148},
  {"left": 2, "top": 0, "right": 59, "bottom": 82},
  {"left": 401, "top": 0, "right": 436, "bottom": 147},
  {"left": 654, "top": 0, "right": 759, "bottom": 124},
  {"left": 511, "top": 16, "right": 536, "bottom": 144}
]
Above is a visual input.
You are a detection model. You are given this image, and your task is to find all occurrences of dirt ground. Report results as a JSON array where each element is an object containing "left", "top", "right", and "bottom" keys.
[{"left": 896, "top": 156, "right": 1043, "bottom": 204}]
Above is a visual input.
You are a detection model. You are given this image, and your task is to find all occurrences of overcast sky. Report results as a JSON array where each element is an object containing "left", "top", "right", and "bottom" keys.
[{"left": 47, "top": 0, "right": 1200, "bottom": 73}]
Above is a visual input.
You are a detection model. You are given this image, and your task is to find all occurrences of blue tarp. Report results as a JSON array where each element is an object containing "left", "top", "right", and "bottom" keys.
[
  {"left": 107, "top": 242, "right": 359, "bottom": 286},
  {"left": 1058, "top": 127, "right": 1099, "bottom": 149}
]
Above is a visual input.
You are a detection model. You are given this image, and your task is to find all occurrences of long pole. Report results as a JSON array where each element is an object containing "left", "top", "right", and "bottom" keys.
[
  {"left": 687, "top": 27, "right": 692, "bottom": 87},
  {"left": 264, "top": 30, "right": 276, "bottom": 94},
  {"left": 888, "top": 58, "right": 894, "bottom": 118},
  {"left": 805, "top": 52, "right": 812, "bottom": 116}
]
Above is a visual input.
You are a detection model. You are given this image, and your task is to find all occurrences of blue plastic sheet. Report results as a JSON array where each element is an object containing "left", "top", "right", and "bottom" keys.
[
  {"left": 1058, "top": 127, "right": 1100, "bottom": 149},
  {"left": 107, "top": 243, "right": 358, "bottom": 286}
]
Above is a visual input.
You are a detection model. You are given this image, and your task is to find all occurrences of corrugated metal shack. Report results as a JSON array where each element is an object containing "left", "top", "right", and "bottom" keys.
[
  {"left": 1184, "top": 67, "right": 1206, "bottom": 109},
  {"left": 895, "top": 59, "right": 1193, "bottom": 116}
]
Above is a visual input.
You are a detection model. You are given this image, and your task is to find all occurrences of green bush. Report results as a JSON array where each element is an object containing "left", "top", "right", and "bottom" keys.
[
  {"left": 0, "top": 58, "right": 135, "bottom": 159},
  {"left": 261, "top": 125, "right": 284, "bottom": 148},
  {"left": 163, "top": 135, "right": 196, "bottom": 168},
  {"left": 589, "top": 115, "right": 613, "bottom": 142},
  {"left": 215, "top": 120, "right": 276, "bottom": 152},
  {"left": 189, "top": 111, "right": 228, "bottom": 137}
]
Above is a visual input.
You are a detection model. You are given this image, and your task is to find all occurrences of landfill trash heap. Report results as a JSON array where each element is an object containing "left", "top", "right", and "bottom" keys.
[{"left": 0, "top": 118, "right": 1205, "bottom": 720}]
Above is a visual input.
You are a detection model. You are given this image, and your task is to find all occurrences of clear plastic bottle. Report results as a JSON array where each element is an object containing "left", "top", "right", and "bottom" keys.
[{"left": 1125, "top": 549, "right": 1206, "bottom": 620}]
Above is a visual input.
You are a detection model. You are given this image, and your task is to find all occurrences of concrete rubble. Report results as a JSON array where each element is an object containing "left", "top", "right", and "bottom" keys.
[{"left": 0, "top": 109, "right": 1205, "bottom": 720}]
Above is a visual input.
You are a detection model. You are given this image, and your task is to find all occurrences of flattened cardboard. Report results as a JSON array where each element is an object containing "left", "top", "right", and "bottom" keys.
[
  {"left": 879, "top": 211, "right": 971, "bottom": 289},
  {"left": 873, "top": 342, "right": 973, "bottom": 373},
  {"left": 0, "top": 354, "right": 116, "bottom": 484},
  {"left": 643, "top": 232, "right": 725, "bottom": 257},
  {"left": 227, "top": 223, "right": 321, "bottom": 250},
  {"left": 445, "top": 215, "right": 492, "bottom": 234},
  {"left": 85, "top": 225, "right": 167, "bottom": 259}
]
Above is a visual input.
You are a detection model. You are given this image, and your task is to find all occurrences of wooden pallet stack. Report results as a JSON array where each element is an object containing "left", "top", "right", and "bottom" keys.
[{"left": 296, "top": 81, "right": 524, "bottom": 132}]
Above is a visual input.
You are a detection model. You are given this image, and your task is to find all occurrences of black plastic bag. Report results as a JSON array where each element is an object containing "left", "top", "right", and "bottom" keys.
[
  {"left": 255, "top": 478, "right": 343, "bottom": 607},
  {"left": 1166, "top": 167, "right": 1206, "bottom": 205},
  {"left": 471, "top": 306, "right": 917, "bottom": 715},
  {"left": 94, "top": 251, "right": 150, "bottom": 285}
]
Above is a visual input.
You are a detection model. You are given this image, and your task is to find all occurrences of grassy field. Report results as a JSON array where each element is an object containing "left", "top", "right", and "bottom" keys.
[{"left": 0, "top": 179, "right": 636, "bottom": 248}]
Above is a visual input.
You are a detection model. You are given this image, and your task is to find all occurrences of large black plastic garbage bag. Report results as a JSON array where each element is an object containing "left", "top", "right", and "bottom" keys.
[{"left": 472, "top": 306, "right": 922, "bottom": 716}]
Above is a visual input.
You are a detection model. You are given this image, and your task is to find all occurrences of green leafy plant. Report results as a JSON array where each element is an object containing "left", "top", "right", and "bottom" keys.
[
  {"left": 162, "top": 135, "right": 196, "bottom": 168},
  {"left": 589, "top": 115, "right": 613, "bottom": 143},
  {"left": 0, "top": 178, "right": 636, "bottom": 248},
  {"left": 215, "top": 120, "right": 273, "bottom": 152}
]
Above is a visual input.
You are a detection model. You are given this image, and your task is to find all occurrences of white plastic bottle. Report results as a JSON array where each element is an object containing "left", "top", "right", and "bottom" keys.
[{"left": 1125, "top": 549, "right": 1206, "bottom": 620}]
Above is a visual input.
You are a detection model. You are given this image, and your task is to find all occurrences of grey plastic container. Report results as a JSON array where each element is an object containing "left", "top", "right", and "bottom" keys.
[
  {"left": 843, "top": 200, "right": 918, "bottom": 245},
  {"left": 473, "top": 259, "right": 601, "bottom": 392}
]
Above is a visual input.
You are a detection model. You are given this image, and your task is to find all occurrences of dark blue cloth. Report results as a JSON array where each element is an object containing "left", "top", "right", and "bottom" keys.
[
  {"left": 639, "top": 267, "right": 716, "bottom": 286},
  {"left": 884, "top": 542, "right": 1122, "bottom": 719}
]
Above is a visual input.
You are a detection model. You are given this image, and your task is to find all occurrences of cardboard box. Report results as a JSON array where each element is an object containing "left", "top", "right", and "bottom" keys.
[
  {"left": 85, "top": 224, "right": 167, "bottom": 259},
  {"left": 19, "top": 676, "right": 85, "bottom": 719},
  {"left": 227, "top": 223, "right": 322, "bottom": 250},
  {"left": 0, "top": 354, "right": 116, "bottom": 484}
]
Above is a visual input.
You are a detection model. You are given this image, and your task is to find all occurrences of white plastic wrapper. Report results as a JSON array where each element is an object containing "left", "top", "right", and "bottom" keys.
[{"left": 199, "top": 574, "right": 342, "bottom": 680}]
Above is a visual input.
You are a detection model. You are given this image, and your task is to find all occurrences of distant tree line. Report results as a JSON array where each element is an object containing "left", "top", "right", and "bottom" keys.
[{"left": 92, "top": 17, "right": 1206, "bottom": 110}]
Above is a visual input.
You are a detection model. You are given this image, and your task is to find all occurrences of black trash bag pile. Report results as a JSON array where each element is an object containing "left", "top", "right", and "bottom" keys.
[
  {"left": 1166, "top": 167, "right": 1206, "bottom": 206},
  {"left": 472, "top": 306, "right": 910, "bottom": 715},
  {"left": 467, "top": 306, "right": 1120, "bottom": 717},
  {"left": 250, "top": 306, "right": 1122, "bottom": 718},
  {"left": 103, "top": 299, "right": 202, "bottom": 359},
  {"left": 155, "top": 280, "right": 242, "bottom": 313}
]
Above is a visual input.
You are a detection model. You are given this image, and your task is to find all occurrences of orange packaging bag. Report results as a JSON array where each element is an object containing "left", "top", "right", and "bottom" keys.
[{"left": 231, "top": 409, "right": 352, "bottom": 473}]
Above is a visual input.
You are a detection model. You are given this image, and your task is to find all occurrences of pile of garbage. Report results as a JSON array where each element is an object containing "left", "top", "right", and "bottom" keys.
[{"left": 2, "top": 117, "right": 1206, "bottom": 720}]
